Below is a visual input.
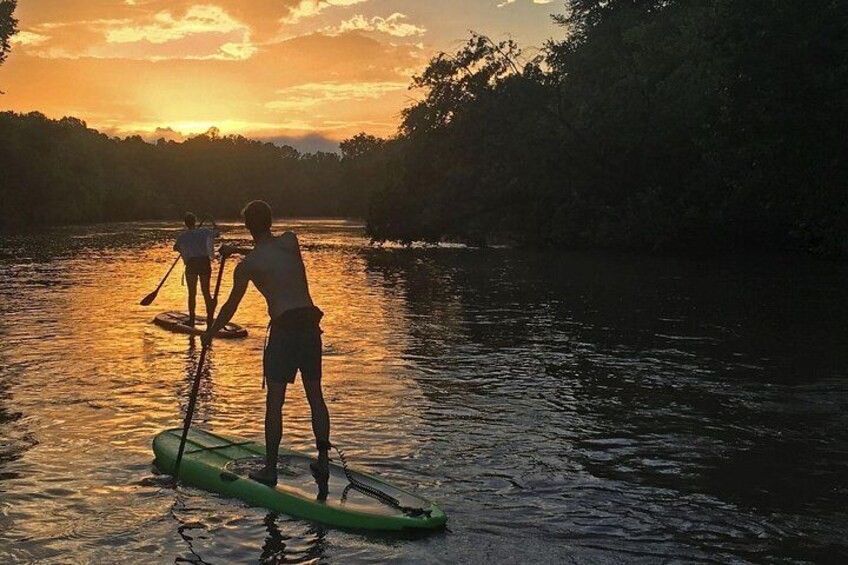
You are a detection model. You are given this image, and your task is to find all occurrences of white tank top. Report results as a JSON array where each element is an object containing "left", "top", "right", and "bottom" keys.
[
  {"left": 175, "top": 228, "right": 219, "bottom": 260},
  {"left": 242, "top": 232, "right": 314, "bottom": 319}
]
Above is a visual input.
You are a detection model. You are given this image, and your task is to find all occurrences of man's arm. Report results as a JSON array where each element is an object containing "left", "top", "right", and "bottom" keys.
[
  {"left": 202, "top": 262, "right": 250, "bottom": 346},
  {"left": 220, "top": 244, "right": 254, "bottom": 257}
]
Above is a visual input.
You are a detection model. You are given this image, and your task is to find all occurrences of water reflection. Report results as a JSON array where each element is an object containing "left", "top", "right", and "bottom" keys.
[
  {"left": 178, "top": 338, "right": 216, "bottom": 426},
  {"left": 0, "top": 221, "right": 847, "bottom": 563},
  {"left": 173, "top": 509, "right": 215, "bottom": 565},
  {"left": 362, "top": 245, "right": 848, "bottom": 560},
  {"left": 257, "top": 513, "right": 328, "bottom": 564}
]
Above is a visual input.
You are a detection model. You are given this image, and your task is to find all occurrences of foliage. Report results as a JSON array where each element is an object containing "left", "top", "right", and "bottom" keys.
[
  {"left": 0, "top": 112, "right": 363, "bottom": 228},
  {"left": 365, "top": 0, "right": 848, "bottom": 255},
  {"left": 0, "top": 0, "right": 16, "bottom": 67}
]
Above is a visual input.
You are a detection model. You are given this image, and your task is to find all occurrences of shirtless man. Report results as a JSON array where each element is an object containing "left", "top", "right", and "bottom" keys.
[
  {"left": 173, "top": 212, "right": 219, "bottom": 327},
  {"left": 202, "top": 200, "right": 331, "bottom": 490}
]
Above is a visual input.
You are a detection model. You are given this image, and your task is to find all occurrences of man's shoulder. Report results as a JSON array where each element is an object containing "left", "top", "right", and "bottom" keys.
[
  {"left": 234, "top": 255, "right": 256, "bottom": 277},
  {"left": 277, "top": 231, "right": 299, "bottom": 249},
  {"left": 241, "top": 247, "right": 259, "bottom": 263}
]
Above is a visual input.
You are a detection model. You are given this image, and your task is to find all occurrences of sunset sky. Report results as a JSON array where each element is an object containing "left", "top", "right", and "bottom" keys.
[{"left": 2, "top": 0, "right": 561, "bottom": 151}]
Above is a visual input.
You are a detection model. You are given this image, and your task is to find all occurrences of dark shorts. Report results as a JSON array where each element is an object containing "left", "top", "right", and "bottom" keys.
[
  {"left": 184, "top": 256, "right": 211, "bottom": 278},
  {"left": 264, "top": 307, "right": 324, "bottom": 385}
]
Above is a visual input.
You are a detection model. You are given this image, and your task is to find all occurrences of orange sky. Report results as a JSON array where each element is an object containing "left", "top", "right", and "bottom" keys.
[{"left": 1, "top": 0, "right": 560, "bottom": 150}]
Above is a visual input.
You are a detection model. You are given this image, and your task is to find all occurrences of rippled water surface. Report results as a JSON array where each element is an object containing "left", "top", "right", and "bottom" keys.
[{"left": 1, "top": 220, "right": 847, "bottom": 564}]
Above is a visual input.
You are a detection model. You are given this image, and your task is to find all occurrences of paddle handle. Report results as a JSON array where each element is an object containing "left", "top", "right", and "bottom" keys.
[{"left": 172, "top": 254, "right": 226, "bottom": 481}]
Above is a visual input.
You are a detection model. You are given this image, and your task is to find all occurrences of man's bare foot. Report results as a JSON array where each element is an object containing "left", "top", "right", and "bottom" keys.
[
  {"left": 310, "top": 454, "right": 330, "bottom": 501},
  {"left": 249, "top": 466, "right": 277, "bottom": 486}
]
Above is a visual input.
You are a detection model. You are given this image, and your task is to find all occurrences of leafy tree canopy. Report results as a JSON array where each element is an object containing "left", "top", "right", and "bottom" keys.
[{"left": 0, "top": 0, "right": 17, "bottom": 67}]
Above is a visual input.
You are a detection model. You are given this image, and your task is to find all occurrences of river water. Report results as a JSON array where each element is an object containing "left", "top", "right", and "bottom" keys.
[{"left": 0, "top": 220, "right": 846, "bottom": 564}]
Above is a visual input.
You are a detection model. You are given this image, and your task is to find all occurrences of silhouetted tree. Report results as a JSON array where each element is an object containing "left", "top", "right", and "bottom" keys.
[
  {"left": 365, "top": 0, "right": 848, "bottom": 255},
  {"left": 0, "top": 0, "right": 17, "bottom": 67},
  {"left": 0, "top": 112, "right": 358, "bottom": 228}
]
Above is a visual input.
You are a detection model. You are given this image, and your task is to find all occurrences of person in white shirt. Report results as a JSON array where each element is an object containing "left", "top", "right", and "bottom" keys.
[
  {"left": 202, "top": 201, "right": 331, "bottom": 494},
  {"left": 173, "top": 212, "right": 220, "bottom": 327}
]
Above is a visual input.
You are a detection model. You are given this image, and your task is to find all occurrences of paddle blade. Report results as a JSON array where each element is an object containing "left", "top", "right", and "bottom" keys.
[{"left": 140, "top": 290, "right": 158, "bottom": 306}]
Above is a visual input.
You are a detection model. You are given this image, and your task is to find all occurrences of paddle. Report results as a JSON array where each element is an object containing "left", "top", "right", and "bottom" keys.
[
  {"left": 139, "top": 219, "right": 207, "bottom": 307},
  {"left": 140, "top": 256, "right": 180, "bottom": 306},
  {"left": 171, "top": 253, "right": 227, "bottom": 483}
]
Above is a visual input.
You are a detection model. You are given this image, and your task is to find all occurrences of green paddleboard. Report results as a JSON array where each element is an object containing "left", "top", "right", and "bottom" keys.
[{"left": 152, "top": 428, "right": 447, "bottom": 531}]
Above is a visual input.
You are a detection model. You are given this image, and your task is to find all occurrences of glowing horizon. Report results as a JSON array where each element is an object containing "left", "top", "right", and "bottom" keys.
[{"left": 1, "top": 0, "right": 559, "bottom": 150}]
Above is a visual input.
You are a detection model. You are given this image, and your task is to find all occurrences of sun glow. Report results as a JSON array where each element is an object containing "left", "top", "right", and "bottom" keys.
[{"left": 2, "top": 1, "right": 558, "bottom": 149}]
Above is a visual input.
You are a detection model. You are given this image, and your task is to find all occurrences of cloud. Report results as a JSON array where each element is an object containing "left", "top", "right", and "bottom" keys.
[
  {"left": 217, "top": 41, "right": 256, "bottom": 60},
  {"left": 256, "top": 133, "right": 341, "bottom": 153},
  {"left": 325, "top": 13, "right": 426, "bottom": 38},
  {"left": 10, "top": 31, "right": 51, "bottom": 46},
  {"left": 11, "top": 23, "right": 112, "bottom": 59},
  {"left": 34, "top": 19, "right": 135, "bottom": 31},
  {"left": 281, "top": 0, "right": 368, "bottom": 25},
  {"left": 149, "top": 126, "right": 186, "bottom": 141},
  {"left": 104, "top": 6, "right": 245, "bottom": 44},
  {"left": 265, "top": 81, "right": 409, "bottom": 112},
  {"left": 17, "top": 6, "right": 258, "bottom": 61},
  {"left": 121, "top": 125, "right": 338, "bottom": 153},
  {"left": 496, "top": 0, "right": 553, "bottom": 6}
]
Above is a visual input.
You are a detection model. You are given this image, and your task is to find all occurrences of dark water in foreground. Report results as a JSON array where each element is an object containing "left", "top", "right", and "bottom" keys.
[{"left": 1, "top": 220, "right": 847, "bottom": 564}]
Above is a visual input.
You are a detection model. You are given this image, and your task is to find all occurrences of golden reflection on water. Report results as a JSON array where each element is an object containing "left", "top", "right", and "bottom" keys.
[{"left": 0, "top": 220, "right": 429, "bottom": 564}]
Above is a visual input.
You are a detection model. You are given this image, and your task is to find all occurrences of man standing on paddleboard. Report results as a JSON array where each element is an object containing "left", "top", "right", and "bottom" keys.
[
  {"left": 202, "top": 200, "right": 331, "bottom": 492},
  {"left": 174, "top": 212, "right": 219, "bottom": 327}
]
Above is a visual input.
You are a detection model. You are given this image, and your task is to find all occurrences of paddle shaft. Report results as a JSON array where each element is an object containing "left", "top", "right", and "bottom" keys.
[
  {"left": 155, "top": 256, "right": 180, "bottom": 293},
  {"left": 172, "top": 255, "right": 227, "bottom": 481}
]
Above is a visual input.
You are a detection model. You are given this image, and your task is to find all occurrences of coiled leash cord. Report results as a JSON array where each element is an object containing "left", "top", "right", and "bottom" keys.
[{"left": 331, "top": 445, "right": 432, "bottom": 519}]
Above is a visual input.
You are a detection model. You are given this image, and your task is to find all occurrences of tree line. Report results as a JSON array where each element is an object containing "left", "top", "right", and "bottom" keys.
[
  {"left": 363, "top": 0, "right": 848, "bottom": 255},
  {"left": 2, "top": 1, "right": 847, "bottom": 255},
  {"left": 0, "top": 113, "right": 372, "bottom": 227}
]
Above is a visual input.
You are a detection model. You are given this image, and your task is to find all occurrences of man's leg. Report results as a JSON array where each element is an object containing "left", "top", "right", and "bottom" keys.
[
  {"left": 302, "top": 374, "right": 330, "bottom": 499},
  {"left": 186, "top": 270, "right": 198, "bottom": 326},
  {"left": 249, "top": 380, "right": 286, "bottom": 486},
  {"left": 198, "top": 269, "right": 214, "bottom": 326},
  {"left": 302, "top": 377, "right": 331, "bottom": 454}
]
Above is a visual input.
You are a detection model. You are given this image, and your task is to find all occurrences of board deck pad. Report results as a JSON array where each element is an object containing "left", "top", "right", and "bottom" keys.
[
  {"left": 152, "top": 428, "right": 447, "bottom": 531},
  {"left": 224, "top": 456, "right": 424, "bottom": 517},
  {"left": 153, "top": 311, "right": 248, "bottom": 338}
]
